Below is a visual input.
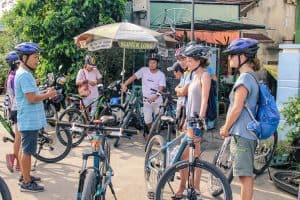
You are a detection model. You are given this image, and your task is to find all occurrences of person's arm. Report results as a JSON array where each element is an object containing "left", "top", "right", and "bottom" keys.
[
  {"left": 220, "top": 85, "right": 248, "bottom": 137},
  {"left": 121, "top": 74, "right": 137, "bottom": 92},
  {"left": 176, "top": 84, "right": 189, "bottom": 97},
  {"left": 25, "top": 88, "right": 56, "bottom": 103},
  {"left": 199, "top": 73, "right": 211, "bottom": 118},
  {"left": 76, "top": 69, "right": 86, "bottom": 86}
]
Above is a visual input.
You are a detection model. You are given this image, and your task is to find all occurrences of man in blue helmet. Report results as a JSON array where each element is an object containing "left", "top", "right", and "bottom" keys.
[{"left": 14, "top": 42, "right": 57, "bottom": 192}]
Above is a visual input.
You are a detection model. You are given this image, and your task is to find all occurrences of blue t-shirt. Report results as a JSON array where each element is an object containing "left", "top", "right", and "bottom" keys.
[
  {"left": 15, "top": 67, "right": 46, "bottom": 131},
  {"left": 227, "top": 72, "right": 259, "bottom": 140}
]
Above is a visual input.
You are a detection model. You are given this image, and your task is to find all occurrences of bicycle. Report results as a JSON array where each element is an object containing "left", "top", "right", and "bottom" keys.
[
  {"left": 56, "top": 116, "right": 138, "bottom": 200},
  {"left": 208, "top": 131, "right": 278, "bottom": 196},
  {"left": 59, "top": 83, "right": 125, "bottom": 147},
  {"left": 144, "top": 116, "right": 232, "bottom": 199},
  {"left": 0, "top": 103, "right": 72, "bottom": 165},
  {"left": 0, "top": 176, "right": 12, "bottom": 200},
  {"left": 145, "top": 88, "right": 177, "bottom": 151},
  {"left": 113, "top": 87, "right": 145, "bottom": 147}
]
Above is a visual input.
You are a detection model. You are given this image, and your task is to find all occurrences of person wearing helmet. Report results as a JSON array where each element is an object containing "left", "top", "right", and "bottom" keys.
[
  {"left": 76, "top": 54, "right": 102, "bottom": 118},
  {"left": 14, "top": 42, "right": 57, "bottom": 192},
  {"left": 121, "top": 54, "right": 166, "bottom": 139},
  {"left": 172, "top": 44, "right": 212, "bottom": 199},
  {"left": 220, "top": 38, "right": 260, "bottom": 200},
  {"left": 4, "top": 51, "right": 21, "bottom": 173}
]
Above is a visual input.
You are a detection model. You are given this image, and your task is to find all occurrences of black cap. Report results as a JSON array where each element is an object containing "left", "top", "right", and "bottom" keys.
[{"left": 167, "top": 62, "right": 184, "bottom": 73}]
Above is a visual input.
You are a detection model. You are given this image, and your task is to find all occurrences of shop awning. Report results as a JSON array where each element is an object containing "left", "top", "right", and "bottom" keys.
[
  {"left": 175, "top": 19, "right": 265, "bottom": 31},
  {"left": 263, "top": 64, "right": 278, "bottom": 80}
]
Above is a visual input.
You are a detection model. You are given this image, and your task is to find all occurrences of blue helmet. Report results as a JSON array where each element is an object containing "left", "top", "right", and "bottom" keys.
[
  {"left": 223, "top": 38, "right": 259, "bottom": 58},
  {"left": 5, "top": 51, "right": 20, "bottom": 65},
  {"left": 15, "top": 42, "right": 42, "bottom": 55}
]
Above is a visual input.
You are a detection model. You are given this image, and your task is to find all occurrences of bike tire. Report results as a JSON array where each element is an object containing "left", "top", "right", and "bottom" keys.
[
  {"left": 155, "top": 160, "right": 232, "bottom": 200},
  {"left": 58, "top": 108, "right": 87, "bottom": 147},
  {"left": 209, "top": 137, "right": 233, "bottom": 197},
  {"left": 272, "top": 171, "right": 299, "bottom": 196},
  {"left": 81, "top": 169, "right": 97, "bottom": 200},
  {"left": 0, "top": 176, "right": 12, "bottom": 200},
  {"left": 253, "top": 131, "right": 278, "bottom": 175},
  {"left": 145, "top": 116, "right": 161, "bottom": 152},
  {"left": 34, "top": 128, "right": 72, "bottom": 163},
  {"left": 144, "top": 135, "right": 165, "bottom": 199}
]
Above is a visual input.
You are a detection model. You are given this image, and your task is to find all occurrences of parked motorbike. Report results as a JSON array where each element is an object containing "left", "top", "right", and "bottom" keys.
[{"left": 40, "top": 65, "right": 67, "bottom": 119}]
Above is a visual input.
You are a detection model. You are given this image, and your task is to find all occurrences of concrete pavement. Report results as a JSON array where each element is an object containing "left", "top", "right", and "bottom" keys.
[{"left": 0, "top": 120, "right": 297, "bottom": 199}]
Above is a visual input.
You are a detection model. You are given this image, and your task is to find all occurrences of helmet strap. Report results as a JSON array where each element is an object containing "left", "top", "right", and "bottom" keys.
[
  {"left": 22, "top": 55, "right": 35, "bottom": 72},
  {"left": 237, "top": 55, "right": 249, "bottom": 71}
]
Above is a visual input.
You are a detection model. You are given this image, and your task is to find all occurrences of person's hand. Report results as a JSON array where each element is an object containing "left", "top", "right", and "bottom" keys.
[
  {"left": 149, "top": 95, "right": 159, "bottom": 103},
  {"left": 47, "top": 87, "right": 57, "bottom": 99},
  {"left": 220, "top": 125, "right": 230, "bottom": 139},
  {"left": 121, "top": 84, "right": 127, "bottom": 92},
  {"left": 89, "top": 80, "right": 97, "bottom": 86}
]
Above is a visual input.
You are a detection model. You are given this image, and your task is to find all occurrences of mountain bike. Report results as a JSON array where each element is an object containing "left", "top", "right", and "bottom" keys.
[
  {"left": 59, "top": 84, "right": 124, "bottom": 147},
  {"left": 208, "top": 131, "right": 278, "bottom": 196},
  {"left": 56, "top": 117, "right": 138, "bottom": 200},
  {"left": 0, "top": 176, "right": 12, "bottom": 200},
  {"left": 0, "top": 105, "right": 72, "bottom": 165},
  {"left": 144, "top": 89, "right": 177, "bottom": 151},
  {"left": 113, "top": 87, "right": 145, "bottom": 147},
  {"left": 144, "top": 116, "right": 232, "bottom": 199}
]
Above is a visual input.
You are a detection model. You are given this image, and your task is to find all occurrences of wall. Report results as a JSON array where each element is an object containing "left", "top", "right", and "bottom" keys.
[{"left": 241, "top": 0, "right": 296, "bottom": 64}]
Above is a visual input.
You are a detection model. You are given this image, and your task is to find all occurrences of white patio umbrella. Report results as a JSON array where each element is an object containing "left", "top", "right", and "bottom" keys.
[{"left": 74, "top": 22, "right": 176, "bottom": 102}]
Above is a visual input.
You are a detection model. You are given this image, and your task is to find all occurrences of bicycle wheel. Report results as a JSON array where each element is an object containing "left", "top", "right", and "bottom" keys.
[
  {"left": 0, "top": 176, "right": 12, "bottom": 200},
  {"left": 208, "top": 137, "right": 233, "bottom": 197},
  {"left": 58, "top": 108, "right": 87, "bottom": 147},
  {"left": 145, "top": 116, "right": 162, "bottom": 151},
  {"left": 156, "top": 160, "right": 232, "bottom": 200},
  {"left": 34, "top": 124, "right": 72, "bottom": 163},
  {"left": 253, "top": 131, "right": 278, "bottom": 175},
  {"left": 272, "top": 171, "right": 299, "bottom": 196},
  {"left": 81, "top": 169, "right": 97, "bottom": 200},
  {"left": 144, "top": 135, "right": 165, "bottom": 199}
]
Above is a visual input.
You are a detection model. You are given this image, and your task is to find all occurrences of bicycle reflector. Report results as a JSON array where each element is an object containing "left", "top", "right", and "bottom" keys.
[
  {"left": 187, "top": 129, "right": 195, "bottom": 138},
  {"left": 92, "top": 139, "right": 100, "bottom": 150}
]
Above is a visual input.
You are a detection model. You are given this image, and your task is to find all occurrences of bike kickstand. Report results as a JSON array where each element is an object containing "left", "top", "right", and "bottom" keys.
[
  {"left": 109, "top": 183, "right": 117, "bottom": 200},
  {"left": 32, "top": 158, "right": 38, "bottom": 171}
]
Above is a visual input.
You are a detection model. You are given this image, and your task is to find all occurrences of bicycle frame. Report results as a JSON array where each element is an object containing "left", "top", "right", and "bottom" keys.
[{"left": 77, "top": 131, "right": 113, "bottom": 199}]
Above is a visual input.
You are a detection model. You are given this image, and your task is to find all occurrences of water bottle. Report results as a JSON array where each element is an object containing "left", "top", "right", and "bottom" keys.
[{"left": 169, "top": 146, "right": 179, "bottom": 165}]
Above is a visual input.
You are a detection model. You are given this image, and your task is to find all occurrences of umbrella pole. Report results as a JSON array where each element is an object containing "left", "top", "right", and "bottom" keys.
[{"left": 121, "top": 48, "right": 126, "bottom": 105}]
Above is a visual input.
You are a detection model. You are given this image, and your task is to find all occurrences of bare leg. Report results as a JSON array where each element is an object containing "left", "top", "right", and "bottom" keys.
[
  {"left": 14, "top": 125, "right": 21, "bottom": 168},
  {"left": 21, "top": 153, "right": 31, "bottom": 183},
  {"left": 239, "top": 176, "right": 254, "bottom": 200}
]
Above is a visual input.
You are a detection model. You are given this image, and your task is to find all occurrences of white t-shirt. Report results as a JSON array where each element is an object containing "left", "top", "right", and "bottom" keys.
[
  {"left": 135, "top": 67, "right": 166, "bottom": 102},
  {"left": 76, "top": 68, "right": 102, "bottom": 100}
]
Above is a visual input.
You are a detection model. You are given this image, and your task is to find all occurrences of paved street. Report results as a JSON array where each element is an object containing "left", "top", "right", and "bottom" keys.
[{"left": 0, "top": 110, "right": 296, "bottom": 200}]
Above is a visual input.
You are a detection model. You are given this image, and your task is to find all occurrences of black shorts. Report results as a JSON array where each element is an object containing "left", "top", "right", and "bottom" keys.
[{"left": 10, "top": 110, "right": 17, "bottom": 124}]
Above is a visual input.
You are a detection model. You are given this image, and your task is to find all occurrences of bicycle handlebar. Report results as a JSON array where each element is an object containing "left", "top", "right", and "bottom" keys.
[{"left": 56, "top": 121, "right": 139, "bottom": 137}]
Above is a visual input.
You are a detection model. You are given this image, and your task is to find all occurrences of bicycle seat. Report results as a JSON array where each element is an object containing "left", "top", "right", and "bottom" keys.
[
  {"left": 99, "top": 115, "right": 116, "bottom": 125},
  {"left": 160, "top": 115, "right": 175, "bottom": 124}
]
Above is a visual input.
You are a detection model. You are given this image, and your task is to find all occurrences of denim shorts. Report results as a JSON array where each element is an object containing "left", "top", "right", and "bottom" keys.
[
  {"left": 20, "top": 130, "right": 39, "bottom": 155},
  {"left": 187, "top": 122, "right": 204, "bottom": 138}
]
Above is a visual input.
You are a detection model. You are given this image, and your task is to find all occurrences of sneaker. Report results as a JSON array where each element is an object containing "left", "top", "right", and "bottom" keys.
[
  {"left": 5, "top": 154, "right": 15, "bottom": 173},
  {"left": 19, "top": 175, "right": 41, "bottom": 183},
  {"left": 20, "top": 181, "right": 44, "bottom": 192}
]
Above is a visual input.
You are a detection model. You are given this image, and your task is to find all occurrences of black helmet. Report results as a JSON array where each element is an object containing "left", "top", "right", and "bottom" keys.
[
  {"left": 147, "top": 54, "right": 160, "bottom": 62},
  {"left": 84, "top": 55, "right": 96, "bottom": 66},
  {"left": 182, "top": 44, "right": 211, "bottom": 60},
  {"left": 223, "top": 38, "right": 259, "bottom": 59}
]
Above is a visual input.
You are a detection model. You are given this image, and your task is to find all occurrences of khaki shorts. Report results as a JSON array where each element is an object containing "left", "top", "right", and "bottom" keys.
[{"left": 230, "top": 135, "right": 257, "bottom": 177}]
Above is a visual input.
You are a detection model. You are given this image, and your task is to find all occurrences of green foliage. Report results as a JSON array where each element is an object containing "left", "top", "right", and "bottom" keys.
[
  {"left": 280, "top": 97, "right": 300, "bottom": 143},
  {"left": 0, "top": 0, "right": 127, "bottom": 92}
]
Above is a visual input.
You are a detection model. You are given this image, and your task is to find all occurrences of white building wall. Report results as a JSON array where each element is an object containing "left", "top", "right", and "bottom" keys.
[{"left": 0, "top": 0, "right": 17, "bottom": 17}]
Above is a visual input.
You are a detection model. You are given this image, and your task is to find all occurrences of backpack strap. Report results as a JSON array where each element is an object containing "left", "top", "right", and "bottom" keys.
[{"left": 243, "top": 72, "right": 260, "bottom": 129}]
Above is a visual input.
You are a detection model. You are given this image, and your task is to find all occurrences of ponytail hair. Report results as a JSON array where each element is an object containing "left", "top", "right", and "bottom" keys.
[{"left": 251, "top": 58, "right": 261, "bottom": 71}]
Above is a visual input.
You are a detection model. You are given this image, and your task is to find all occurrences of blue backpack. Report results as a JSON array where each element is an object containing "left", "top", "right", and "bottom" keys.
[{"left": 245, "top": 73, "right": 280, "bottom": 140}]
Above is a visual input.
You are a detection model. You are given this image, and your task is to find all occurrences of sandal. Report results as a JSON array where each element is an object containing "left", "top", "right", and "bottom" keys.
[{"left": 171, "top": 193, "right": 184, "bottom": 200}]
